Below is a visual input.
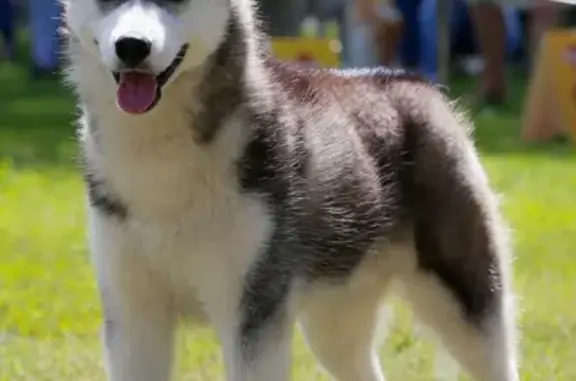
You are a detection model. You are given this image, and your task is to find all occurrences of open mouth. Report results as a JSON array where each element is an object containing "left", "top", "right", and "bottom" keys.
[{"left": 112, "top": 44, "right": 189, "bottom": 115}]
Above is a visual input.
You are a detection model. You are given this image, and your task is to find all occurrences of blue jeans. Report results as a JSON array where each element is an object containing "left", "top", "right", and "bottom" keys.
[
  {"left": 396, "top": 0, "right": 423, "bottom": 68},
  {"left": 418, "top": 0, "right": 522, "bottom": 82},
  {"left": 30, "top": 0, "right": 61, "bottom": 69}
]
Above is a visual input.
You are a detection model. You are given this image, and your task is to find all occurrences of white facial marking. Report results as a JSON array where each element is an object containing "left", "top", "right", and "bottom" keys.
[{"left": 65, "top": 0, "right": 230, "bottom": 79}]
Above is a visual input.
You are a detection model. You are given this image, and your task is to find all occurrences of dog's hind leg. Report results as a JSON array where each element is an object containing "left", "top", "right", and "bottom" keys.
[
  {"left": 399, "top": 261, "right": 518, "bottom": 381},
  {"left": 397, "top": 133, "right": 519, "bottom": 380},
  {"left": 217, "top": 321, "right": 293, "bottom": 381},
  {"left": 298, "top": 275, "right": 391, "bottom": 381},
  {"left": 214, "top": 260, "right": 294, "bottom": 381}
]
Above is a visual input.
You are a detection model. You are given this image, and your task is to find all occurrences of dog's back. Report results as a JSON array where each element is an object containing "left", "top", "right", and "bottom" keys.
[{"left": 235, "top": 60, "right": 518, "bottom": 381}]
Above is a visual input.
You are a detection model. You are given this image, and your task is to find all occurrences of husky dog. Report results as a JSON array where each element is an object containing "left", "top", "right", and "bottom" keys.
[{"left": 62, "top": 0, "right": 519, "bottom": 380}]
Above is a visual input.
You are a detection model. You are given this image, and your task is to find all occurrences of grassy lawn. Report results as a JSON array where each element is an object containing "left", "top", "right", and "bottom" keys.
[{"left": 1, "top": 54, "right": 575, "bottom": 381}]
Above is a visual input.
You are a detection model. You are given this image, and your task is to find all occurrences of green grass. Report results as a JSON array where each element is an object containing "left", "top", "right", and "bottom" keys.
[{"left": 1, "top": 55, "right": 575, "bottom": 380}]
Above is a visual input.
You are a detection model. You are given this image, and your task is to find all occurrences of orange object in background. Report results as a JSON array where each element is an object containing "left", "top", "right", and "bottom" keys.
[
  {"left": 271, "top": 37, "right": 341, "bottom": 68},
  {"left": 522, "top": 30, "right": 576, "bottom": 143}
]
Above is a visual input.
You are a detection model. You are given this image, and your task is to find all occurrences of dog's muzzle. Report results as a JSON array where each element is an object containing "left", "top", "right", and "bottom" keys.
[{"left": 112, "top": 44, "right": 189, "bottom": 115}]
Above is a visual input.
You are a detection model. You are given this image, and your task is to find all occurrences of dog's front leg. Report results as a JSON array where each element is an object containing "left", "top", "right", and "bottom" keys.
[
  {"left": 218, "top": 311, "right": 292, "bottom": 381},
  {"left": 215, "top": 270, "right": 294, "bottom": 381},
  {"left": 102, "top": 304, "right": 174, "bottom": 381},
  {"left": 89, "top": 213, "right": 176, "bottom": 381},
  {"left": 99, "top": 281, "right": 175, "bottom": 381},
  {"left": 93, "top": 249, "right": 174, "bottom": 379}
]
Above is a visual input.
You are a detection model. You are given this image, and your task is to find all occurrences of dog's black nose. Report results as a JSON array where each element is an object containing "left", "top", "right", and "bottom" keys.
[{"left": 115, "top": 37, "right": 152, "bottom": 68}]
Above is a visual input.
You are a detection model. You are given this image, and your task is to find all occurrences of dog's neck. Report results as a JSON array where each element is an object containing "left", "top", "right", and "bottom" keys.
[{"left": 190, "top": 8, "right": 259, "bottom": 143}]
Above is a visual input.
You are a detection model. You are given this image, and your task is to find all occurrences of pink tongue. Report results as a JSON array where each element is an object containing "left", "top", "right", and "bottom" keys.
[{"left": 116, "top": 72, "right": 158, "bottom": 114}]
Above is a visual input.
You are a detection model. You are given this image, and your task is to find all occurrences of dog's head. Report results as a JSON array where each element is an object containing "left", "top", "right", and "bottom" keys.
[{"left": 63, "top": 0, "right": 234, "bottom": 115}]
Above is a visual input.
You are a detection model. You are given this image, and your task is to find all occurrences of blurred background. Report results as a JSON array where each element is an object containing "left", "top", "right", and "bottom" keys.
[{"left": 0, "top": 0, "right": 575, "bottom": 380}]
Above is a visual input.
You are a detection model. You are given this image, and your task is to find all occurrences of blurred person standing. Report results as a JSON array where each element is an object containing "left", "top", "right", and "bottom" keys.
[
  {"left": 355, "top": 0, "right": 421, "bottom": 69},
  {"left": 0, "top": 0, "right": 15, "bottom": 61},
  {"left": 257, "top": 0, "right": 399, "bottom": 69},
  {"left": 394, "top": 0, "right": 423, "bottom": 69},
  {"left": 304, "top": 0, "right": 380, "bottom": 68},
  {"left": 468, "top": 0, "right": 562, "bottom": 106},
  {"left": 348, "top": 0, "right": 403, "bottom": 67},
  {"left": 29, "top": 0, "right": 61, "bottom": 78},
  {"left": 355, "top": 0, "right": 403, "bottom": 66},
  {"left": 418, "top": 0, "right": 521, "bottom": 83}
]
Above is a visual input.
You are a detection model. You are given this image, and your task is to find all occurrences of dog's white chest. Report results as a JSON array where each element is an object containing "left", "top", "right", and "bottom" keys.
[
  {"left": 138, "top": 196, "right": 270, "bottom": 317},
  {"left": 87, "top": 116, "right": 272, "bottom": 322},
  {"left": 91, "top": 178, "right": 272, "bottom": 323}
]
